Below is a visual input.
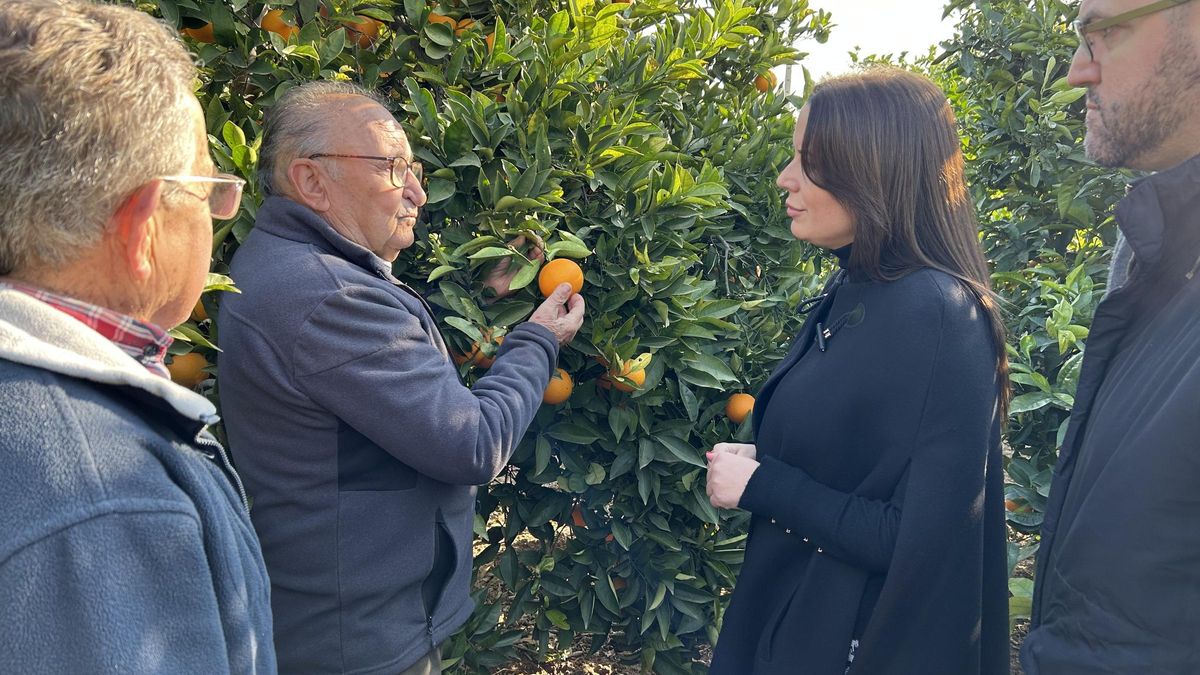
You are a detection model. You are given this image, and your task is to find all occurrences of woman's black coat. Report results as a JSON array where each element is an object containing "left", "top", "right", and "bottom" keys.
[{"left": 709, "top": 262, "right": 1010, "bottom": 675}]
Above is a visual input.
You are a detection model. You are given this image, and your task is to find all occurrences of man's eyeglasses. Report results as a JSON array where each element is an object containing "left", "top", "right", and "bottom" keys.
[
  {"left": 306, "top": 153, "right": 424, "bottom": 189},
  {"left": 1073, "top": 0, "right": 1195, "bottom": 61},
  {"left": 161, "top": 174, "right": 246, "bottom": 220}
]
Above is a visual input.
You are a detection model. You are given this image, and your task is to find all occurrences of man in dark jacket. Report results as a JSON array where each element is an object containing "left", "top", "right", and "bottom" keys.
[
  {"left": 1022, "top": 1, "right": 1200, "bottom": 672},
  {"left": 0, "top": 1, "right": 274, "bottom": 672},
  {"left": 218, "top": 82, "right": 585, "bottom": 674}
]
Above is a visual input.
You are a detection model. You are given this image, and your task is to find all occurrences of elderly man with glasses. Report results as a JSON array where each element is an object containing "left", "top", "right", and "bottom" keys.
[
  {"left": 216, "top": 81, "right": 585, "bottom": 675},
  {"left": 1022, "top": 0, "right": 1200, "bottom": 673},
  {"left": 0, "top": 1, "right": 273, "bottom": 673}
]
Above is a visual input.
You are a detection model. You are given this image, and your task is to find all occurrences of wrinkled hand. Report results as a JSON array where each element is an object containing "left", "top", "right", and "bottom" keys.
[
  {"left": 711, "top": 442, "right": 757, "bottom": 460},
  {"left": 529, "top": 282, "right": 585, "bottom": 345},
  {"left": 706, "top": 450, "right": 760, "bottom": 509},
  {"left": 483, "top": 235, "right": 544, "bottom": 301}
]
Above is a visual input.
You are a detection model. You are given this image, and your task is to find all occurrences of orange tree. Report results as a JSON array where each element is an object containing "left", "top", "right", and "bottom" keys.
[{"left": 127, "top": 0, "right": 833, "bottom": 671}]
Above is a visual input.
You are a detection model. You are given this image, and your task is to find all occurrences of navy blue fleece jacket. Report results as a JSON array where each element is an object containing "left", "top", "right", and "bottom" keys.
[
  {"left": 0, "top": 288, "right": 275, "bottom": 674},
  {"left": 218, "top": 196, "right": 559, "bottom": 674}
]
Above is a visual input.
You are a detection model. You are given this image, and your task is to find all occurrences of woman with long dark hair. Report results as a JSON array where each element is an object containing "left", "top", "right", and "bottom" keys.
[{"left": 705, "top": 68, "right": 1010, "bottom": 674}]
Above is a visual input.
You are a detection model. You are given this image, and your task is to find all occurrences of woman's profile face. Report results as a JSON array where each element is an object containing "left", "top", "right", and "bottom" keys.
[{"left": 776, "top": 105, "right": 855, "bottom": 250}]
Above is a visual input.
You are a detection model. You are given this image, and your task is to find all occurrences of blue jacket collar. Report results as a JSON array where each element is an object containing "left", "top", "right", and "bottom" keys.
[{"left": 255, "top": 195, "right": 396, "bottom": 280}]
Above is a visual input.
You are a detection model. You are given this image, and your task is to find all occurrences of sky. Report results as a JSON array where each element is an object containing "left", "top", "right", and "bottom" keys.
[{"left": 778, "top": 0, "right": 958, "bottom": 93}]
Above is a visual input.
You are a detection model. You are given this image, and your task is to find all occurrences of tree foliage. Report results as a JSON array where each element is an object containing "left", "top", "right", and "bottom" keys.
[{"left": 937, "top": 0, "right": 1128, "bottom": 570}]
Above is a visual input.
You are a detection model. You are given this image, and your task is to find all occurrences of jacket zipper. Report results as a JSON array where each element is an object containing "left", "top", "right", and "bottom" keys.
[{"left": 195, "top": 426, "right": 250, "bottom": 513}]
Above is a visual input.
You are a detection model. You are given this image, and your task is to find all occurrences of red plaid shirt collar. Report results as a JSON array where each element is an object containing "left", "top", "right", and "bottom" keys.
[{"left": 0, "top": 281, "right": 173, "bottom": 379}]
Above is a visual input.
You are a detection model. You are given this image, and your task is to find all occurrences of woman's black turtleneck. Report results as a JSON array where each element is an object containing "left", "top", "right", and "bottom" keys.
[{"left": 709, "top": 256, "right": 1010, "bottom": 675}]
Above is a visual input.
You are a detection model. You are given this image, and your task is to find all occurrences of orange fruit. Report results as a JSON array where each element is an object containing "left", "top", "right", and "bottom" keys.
[
  {"left": 454, "top": 18, "right": 475, "bottom": 36},
  {"left": 571, "top": 506, "right": 586, "bottom": 528},
  {"left": 181, "top": 23, "right": 215, "bottom": 44},
  {"left": 538, "top": 259, "right": 584, "bottom": 298},
  {"left": 485, "top": 31, "right": 495, "bottom": 52},
  {"left": 600, "top": 363, "right": 645, "bottom": 393},
  {"left": 725, "top": 393, "right": 755, "bottom": 424},
  {"left": 344, "top": 16, "right": 381, "bottom": 48},
  {"left": 543, "top": 368, "right": 574, "bottom": 405},
  {"left": 261, "top": 9, "right": 297, "bottom": 41},
  {"left": 612, "top": 577, "right": 627, "bottom": 590},
  {"left": 455, "top": 333, "right": 504, "bottom": 369},
  {"left": 191, "top": 299, "right": 208, "bottom": 322},
  {"left": 427, "top": 12, "right": 457, "bottom": 28},
  {"left": 168, "top": 352, "right": 210, "bottom": 388},
  {"left": 754, "top": 71, "right": 777, "bottom": 93}
]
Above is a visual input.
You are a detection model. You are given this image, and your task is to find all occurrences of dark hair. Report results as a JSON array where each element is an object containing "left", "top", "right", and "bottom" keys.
[{"left": 801, "top": 67, "right": 1010, "bottom": 418}]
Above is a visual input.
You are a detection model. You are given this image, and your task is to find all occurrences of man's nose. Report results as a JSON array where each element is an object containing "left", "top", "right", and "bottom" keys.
[
  {"left": 1067, "top": 46, "right": 1099, "bottom": 88},
  {"left": 405, "top": 177, "right": 427, "bottom": 208}
]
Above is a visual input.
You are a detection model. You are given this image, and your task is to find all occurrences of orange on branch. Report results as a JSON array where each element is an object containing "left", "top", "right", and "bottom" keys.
[
  {"left": 181, "top": 23, "right": 215, "bottom": 44},
  {"left": 261, "top": 9, "right": 297, "bottom": 41},
  {"left": 191, "top": 299, "right": 208, "bottom": 322},
  {"left": 754, "top": 70, "right": 777, "bottom": 93},
  {"left": 485, "top": 31, "right": 495, "bottom": 52},
  {"left": 538, "top": 258, "right": 584, "bottom": 298},
  {"left": 427, "top": 12, "right": 457, "bottom": 28},
  {"left": 725, "top": 392, "right": 755, "bottom": 424},
  {"left": 600, "top": 363, "right": 645, "bottom": 393},
  {"left": 454, "top": 18, "right": 475, "bottom": 36},
  {"left": 571, "top": 506, "right": 587, "bottom": 528},
  {"left": 456, "top": 333, "right": 503, "bottom": 369},
  {"left": 543, "top": 368, "right": 574, "bottom": 405},
  {"left": 344, "top": 16, "right": 381, "bottom": 48},
  {"left": 168, "top": 352, "right": 210, "bottom": 388}
]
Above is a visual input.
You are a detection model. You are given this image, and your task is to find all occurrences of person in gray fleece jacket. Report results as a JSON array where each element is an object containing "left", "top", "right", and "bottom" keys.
[
  {"left": 0, "top": 1, "right": 273, "bottom": 671},
  {"left": 217, "top": 82, "right": 585, "bottom": 675}
]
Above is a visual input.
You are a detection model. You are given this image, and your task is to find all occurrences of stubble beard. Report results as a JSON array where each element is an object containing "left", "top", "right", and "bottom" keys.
[{"left": 1085, "top": 23, "right": 1200, "bottom": 169}]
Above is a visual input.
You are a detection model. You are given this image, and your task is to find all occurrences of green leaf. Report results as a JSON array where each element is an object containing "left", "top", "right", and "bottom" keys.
[
  {"left": 1010, "top": 391, "right": 1055, "bottom": 415},
  {"left": 545, "top": 239, "right": 592, "bottom": 259},
  {"left": 204, "top": 273, "right": 240, "bottom": 293},
  {"left": 595, "top": 574, "right": 620, "bottom": 613},
  {"left": 169, "top": 324, "right": 219, "bottom": 351},
  {"left": 425, "top": 178, "right": 455, "bottom": 204},
  {"left": 545, "top": 609, "right": 570, "bottom": 630},
  {"left": 507, "top": 260, "right": 538, "bottom": 291},
  {"left": 546, "top": 422, "right": 601, "bottom": 445},
  {"left": 658, "top": 436, "right": 706, "bottom": 468},
  {"left": 427, "top": 264, "right": 458, "bottom": 283},
  {"left": 221, "top": 121, "right": 246, "bottom": 149},
  {"left": 468, "top": 246, "right": 515, "bottom": 261},
  {"left": 424, "top": 22, "right": 455, "bottom": 46},
  {"left": 686, "top": 353, "right": 739, "bottom": 382}
]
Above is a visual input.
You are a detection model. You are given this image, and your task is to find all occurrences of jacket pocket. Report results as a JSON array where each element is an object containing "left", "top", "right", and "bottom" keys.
[
  {"left": 422, "top": 515, "right": 458, "bottom": 618},
  {"left": 757, "top": 576, "right": 805, "bottom": 663}
]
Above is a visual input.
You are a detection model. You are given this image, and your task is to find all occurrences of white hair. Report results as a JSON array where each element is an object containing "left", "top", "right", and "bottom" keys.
[
  {"left": 258, "top": 81, "right": 387, "bottom": 196},
  {"left": 0, "top": 0, "right": 198, "bottom": 275}
]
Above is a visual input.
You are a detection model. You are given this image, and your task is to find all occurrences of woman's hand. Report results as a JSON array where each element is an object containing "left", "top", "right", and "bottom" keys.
[
  {"left": 711, "top": 442, "right": 756, "bottom": 459},
  {"left": 706, "top": 450, "right": 761, "bottom": 509}
]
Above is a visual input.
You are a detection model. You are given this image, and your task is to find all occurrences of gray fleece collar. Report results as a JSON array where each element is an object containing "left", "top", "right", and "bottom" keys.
[{"left": 0, "top": 289, "right": 218, "bottom": 424}]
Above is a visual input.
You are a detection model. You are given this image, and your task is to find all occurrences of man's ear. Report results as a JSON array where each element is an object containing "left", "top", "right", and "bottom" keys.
[
  {"left": 110, "top": 180, "right": 164, "bottom": 283},
  {"left": 287, "top": 159, "right": 332, "bottom": 212}
]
